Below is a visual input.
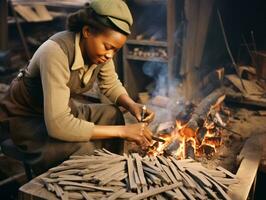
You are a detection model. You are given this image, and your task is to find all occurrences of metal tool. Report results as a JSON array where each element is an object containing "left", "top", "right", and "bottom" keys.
[
  {"left": 141, "top": 105, "right": 147, "bottom": 122},
  {"left": 151, "top": 136, "right": 166, "bottom": 143},
  {"left": 141, "top": 105, "right": 165, "bottom": 143}
]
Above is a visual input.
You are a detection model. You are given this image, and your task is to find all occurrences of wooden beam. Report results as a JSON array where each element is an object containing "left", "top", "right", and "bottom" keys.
[
  {"left": 228, "top": 135, "right": 262, "bottom": 200},
  {"left": 225, "top": 89, "right": 266, "bottom": 108},
  {"left": 0, "top": 0, "right": 8, "bottom": 51},
  {"left": 167, "top": 0, "right": 177, "bottom": 82}
]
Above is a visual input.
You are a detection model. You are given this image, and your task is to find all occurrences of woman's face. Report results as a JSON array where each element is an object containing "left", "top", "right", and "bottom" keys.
[{"left": 81, "top": 26, "right": 127, "bottom": 65}]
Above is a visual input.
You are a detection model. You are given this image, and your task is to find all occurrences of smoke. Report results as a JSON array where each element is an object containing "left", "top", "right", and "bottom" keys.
[
  {"left": 143, "top": 61, "right": 168, "bottom": 97},
  {"left": 142, "top": 61, "right": 182, "bottom": 100},
  {"left": 130, "top": 4, "right": 186, "bottom": 126},
  {"left": 141, "top": 27, "right": 186, "bottom": 127},
  {"left": 142, "top": 60, "right": 185, "bottom": 129}
]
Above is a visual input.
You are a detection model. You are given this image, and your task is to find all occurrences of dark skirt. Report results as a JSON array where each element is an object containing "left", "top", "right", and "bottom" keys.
[{"left": 0, "top": 78, "right": 125, "bottom": 174}]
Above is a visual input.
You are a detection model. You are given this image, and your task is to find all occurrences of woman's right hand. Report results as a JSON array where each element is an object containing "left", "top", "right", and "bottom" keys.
[{"left": 121, "top": 123, "right": 153, "bottom": 147}]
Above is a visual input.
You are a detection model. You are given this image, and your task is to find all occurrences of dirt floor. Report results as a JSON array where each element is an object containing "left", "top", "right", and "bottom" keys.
[
  {"left": 203, "top": 105, "right": 266, "bottom": 171},
  {"left": 0, "top": 155, "right": 27, "bottom": 200}
]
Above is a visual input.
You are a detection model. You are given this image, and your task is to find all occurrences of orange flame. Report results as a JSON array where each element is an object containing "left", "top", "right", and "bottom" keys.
[{"left": 148, "top": 103, "right": 226, "bottom": 159}]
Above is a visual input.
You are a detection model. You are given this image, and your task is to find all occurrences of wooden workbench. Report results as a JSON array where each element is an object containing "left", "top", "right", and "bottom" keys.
[{"left": 19, "top": 172, "right": 58, "bottom": 200}]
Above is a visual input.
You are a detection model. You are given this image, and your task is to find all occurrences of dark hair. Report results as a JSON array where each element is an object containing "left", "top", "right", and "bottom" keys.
[{"left": 66, "top": 3, "right": 128, "bottom": 35}]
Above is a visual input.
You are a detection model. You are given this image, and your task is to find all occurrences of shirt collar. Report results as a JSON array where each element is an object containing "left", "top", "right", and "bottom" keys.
[{"left": 71, "top": 33, "right": 86, "bottom": 71}]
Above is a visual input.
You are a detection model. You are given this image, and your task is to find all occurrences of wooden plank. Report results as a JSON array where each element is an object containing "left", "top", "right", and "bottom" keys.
[
  {"left": 228, "top": 136, "right": 262, "bottom": 200},
  {"left": 226, "top": 89, "right": 266, "bottom": 108},
  {"left": 14, "top": 5, "right": 41, "bottom": 22},
  {"left": 226, "top": 74, "right": 264, "bottom": 95},
  {"left": 34, "top": 5, "right": 53, "bottom": 21}
]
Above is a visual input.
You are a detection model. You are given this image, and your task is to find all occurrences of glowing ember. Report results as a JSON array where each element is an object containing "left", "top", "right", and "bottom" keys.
[{"left": 148, "top": 98, "right": 228, "bottom": 160}]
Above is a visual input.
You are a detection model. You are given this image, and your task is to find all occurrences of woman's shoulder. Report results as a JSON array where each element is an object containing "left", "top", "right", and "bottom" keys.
[
  {"left": 48, "top": 31, "right": 76, "bottom": 65},
  {"left": 30, "top": 38, "right": 68, "bottom": 67},
  {"left": 49, "top": 31, "right": 75, "bottom": 44}
]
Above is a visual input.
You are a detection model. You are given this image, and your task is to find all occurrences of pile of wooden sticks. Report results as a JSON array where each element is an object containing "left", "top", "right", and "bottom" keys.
[{"left": 41, "top": 149, "right": 238, "bottom": 200}]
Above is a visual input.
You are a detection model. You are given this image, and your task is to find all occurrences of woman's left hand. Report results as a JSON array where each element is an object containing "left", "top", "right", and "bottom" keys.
[{"left": 128, "top": 103, "right": 155, "bottom": 124}]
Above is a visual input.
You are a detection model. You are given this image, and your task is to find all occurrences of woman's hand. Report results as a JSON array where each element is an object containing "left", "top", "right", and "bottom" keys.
[
  {"left": 121, "top": 123, "right": 153, "bottom": 147},
  {"left": 128, "top": 103, "right": 155, "bottom": 124},
  {"left": 116, "top": 94, "right": 155, "bottom": 124}
]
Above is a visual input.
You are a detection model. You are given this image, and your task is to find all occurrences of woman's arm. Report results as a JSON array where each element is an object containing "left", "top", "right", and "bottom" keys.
[
  {"left": 97, "top": 60, "right": 155, "bottom": 123},
  {"left": 39, "top": 40, "right": 95, "bottom": 142},
  {"left": 117, "top": 94, "right": 155, "bottom": 123}
]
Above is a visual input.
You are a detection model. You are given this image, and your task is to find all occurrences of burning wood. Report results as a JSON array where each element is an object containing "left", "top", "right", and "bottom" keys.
[
  {"left": 42, "top": 149, "right": 238, "bottom": 200},
  {"left": 147, "top": 88, "right": 230, "bottom": 160}
]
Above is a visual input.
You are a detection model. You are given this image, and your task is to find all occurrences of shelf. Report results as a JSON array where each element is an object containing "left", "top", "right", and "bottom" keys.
[
  {"left": 127, "top": 39, "right": 167, "bottom": 47},
  {"left": 7, "top": 13, "right": 66, "bottom": 24},
  {"left": 11, "top": 1, "right": 84, "bottom": 8},
  {"left": 133, "top": 0, "right": 167, "bottom": 5},
  {"left": 123, "top": 0, "right": 177, "bottom": 100},
  {"left": 126, "top": 55, "right": 168, "bottom": 63}
]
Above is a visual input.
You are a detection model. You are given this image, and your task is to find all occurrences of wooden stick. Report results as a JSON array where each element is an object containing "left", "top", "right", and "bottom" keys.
[
  {"left": 142, "top": 160, "right": 162, "bottom": 172},
  {"left": 68, "top": 192, "right": 83, "bottom": 199},
  {"left": 50, "top": 169, "right": 81, "bottom": 178},
  {"left": 53, "top": 183, "right": 64, "bottom": 198},
  {"left": 81, "top": 191, "right": 91, "bottom": 200},
  {"left": 107, "top": 188, "right": 126, "bottom": 200},
  {"left": 179, "top": 186, "right": 196, "bottom": 200},
  {"left": 144, "top": 171, "right": 161, "bottom": 185},
  {"left": 127, "top": 156, "right": 138, "bottom": 191},
  {"left": 63, "top": 186, "right": 95, "bottom": 192},
  {"left": 165, "top": 158, "right": 182, "bottom": 181},
  {"left": 161, "top": 165, "right": 178, "bottom": 184},
  {"left": 185, "top": 168, "right": 212, "bottom": 188},
  {"left": 58, "top": 181, "right": 114, "bottom": 192},
  {"left": 216, "top": 166, "right": 237, "bottom": 178},
  {"left": 217, "top": 9, "right": 246, "bottom": 92},
  {"left": 205, "top": 176, "right": 231, "bottom": 200},
  {"left": 133, "top": 153, "right": 147, "bottom": 186},
  {"left": 178, "top": 171, "right": 197, "bottom": 189},
  {"left": 99, "top": 171, "right": 127, "bottom": 186},
  {"left": 129, "top": 183, "right": 182, "bottom": 200}
]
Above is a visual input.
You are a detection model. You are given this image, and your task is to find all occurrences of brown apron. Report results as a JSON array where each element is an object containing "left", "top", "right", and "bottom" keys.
[{"left": 0, "top": 33, "right": 124, "bottom": 174}]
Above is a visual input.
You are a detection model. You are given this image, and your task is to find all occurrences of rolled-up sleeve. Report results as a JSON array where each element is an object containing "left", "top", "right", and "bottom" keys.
[
  {"left": 38, "top": 40, "right": 94, "bottom": 142},
  {"left": 97, "top": 60, "right": 128, "bottom": 103}
]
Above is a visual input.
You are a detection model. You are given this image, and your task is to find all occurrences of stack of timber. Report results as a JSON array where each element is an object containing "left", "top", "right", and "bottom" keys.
[
  {"left": 13, "top": 4, "right": 53, "bottom": 22},
  {"left": 224, "top": 66, "right": 266, "bottom": 108},
  {"left": 41, "top": 149, "right": 238, "bottom": 200}
]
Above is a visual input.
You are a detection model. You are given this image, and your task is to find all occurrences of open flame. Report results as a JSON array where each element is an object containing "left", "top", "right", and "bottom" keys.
[{"left": 148, "top": 96, "right": 228, "bottom": 160}]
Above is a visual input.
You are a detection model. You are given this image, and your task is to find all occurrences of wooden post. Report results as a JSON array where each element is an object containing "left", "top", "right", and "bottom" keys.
[
  {"left": 167, "top": 0, "right": 177, "bottom": 86},
  {"left": 0, "top": 0, "right": 9, "bottom": 66},
  {"left": 180, "top": 0, "right": 214, "bottom": 100}
]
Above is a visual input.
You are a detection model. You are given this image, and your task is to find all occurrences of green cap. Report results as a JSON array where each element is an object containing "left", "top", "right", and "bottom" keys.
[{"left": 90, "top": 0, "right": 133, "bottom": 34}]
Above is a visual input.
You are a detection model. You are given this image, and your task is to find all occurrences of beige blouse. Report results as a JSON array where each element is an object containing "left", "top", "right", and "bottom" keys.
[{"left": 25, "top": 33, "right": 127, "bottom": 142}]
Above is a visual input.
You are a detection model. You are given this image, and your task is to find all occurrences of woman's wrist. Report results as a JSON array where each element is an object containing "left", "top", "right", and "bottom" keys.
[
  {"left": 117, "top": 94, "right": 136, "bottom": 111},
  {"left": 117, "top": 126, "right": 126, "bottom": 139},
  {"left": 127, "top": 102, "right": 137, "bottom": 113}
]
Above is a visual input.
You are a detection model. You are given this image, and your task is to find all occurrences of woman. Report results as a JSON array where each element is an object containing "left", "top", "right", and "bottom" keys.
[{"left": 0, "top": 0, "right": 154, "bottom": 174}]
